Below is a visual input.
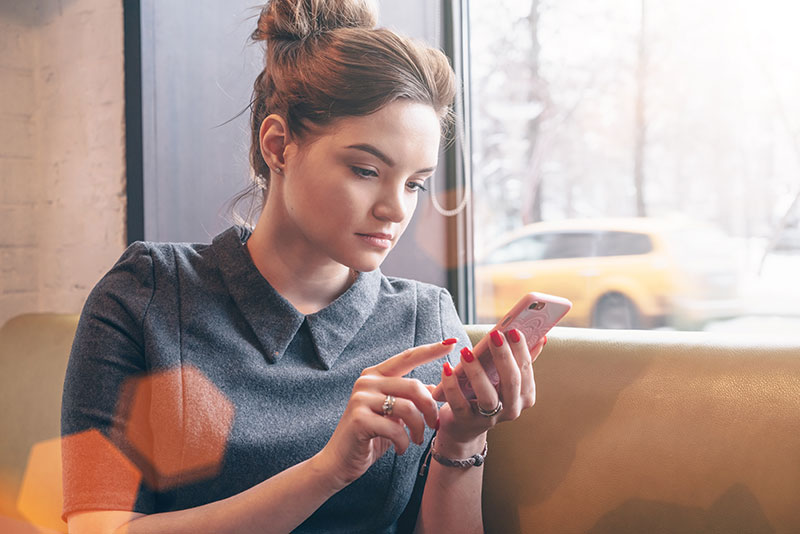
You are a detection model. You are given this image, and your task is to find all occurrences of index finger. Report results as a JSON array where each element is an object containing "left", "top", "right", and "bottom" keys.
[{"left": 370, "top": 339, "right": 458, "bottom": 377}]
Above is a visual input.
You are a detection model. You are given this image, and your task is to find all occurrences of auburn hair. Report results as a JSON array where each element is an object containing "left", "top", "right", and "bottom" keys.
[{"left": 228, "top": 0, "right": 457, "bottom": 228}]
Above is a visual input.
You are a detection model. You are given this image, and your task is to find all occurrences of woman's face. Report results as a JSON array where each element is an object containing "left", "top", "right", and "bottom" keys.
[{"left": 278, "top": 100, "right": 441, "bottom": 272}]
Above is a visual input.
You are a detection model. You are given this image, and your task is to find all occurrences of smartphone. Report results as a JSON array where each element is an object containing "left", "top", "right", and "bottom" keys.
[{"left": 439, "top": 292, "right": 572, "bottom": 401}]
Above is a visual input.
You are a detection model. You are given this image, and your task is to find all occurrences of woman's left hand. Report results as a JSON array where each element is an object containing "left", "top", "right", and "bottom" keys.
[{"left": 435, "top": 329, "right": 544, "bottom": 449}]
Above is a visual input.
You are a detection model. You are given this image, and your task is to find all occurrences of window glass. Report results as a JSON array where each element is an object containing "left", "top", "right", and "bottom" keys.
[
  {"left": 597, "top": 232, "right": 653, "bottom": 257},
  {"left": 468, "top": 0, "right": 800, "bottom": 333},
  {"left": 541, "top": 232, "right": 596, "bottom": 260},
  {"left": 485, "top": 235, "right": 550, "bottom": 264}
]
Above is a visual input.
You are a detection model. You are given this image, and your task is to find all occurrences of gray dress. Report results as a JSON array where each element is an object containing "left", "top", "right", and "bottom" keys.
[{"left": 61, "top": 225, "right": 469, "bottom": 533}]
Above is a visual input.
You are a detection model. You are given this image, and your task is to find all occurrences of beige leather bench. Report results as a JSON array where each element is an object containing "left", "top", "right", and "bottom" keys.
[
  {"left": 2, "top": 314, "right": 799, "bottom": 533},
  {"left": 469, "top": 325, "right": 800, "bottom": 534},
  {"left": 1, "top": 314, "right": 77, "bottom": 533}
]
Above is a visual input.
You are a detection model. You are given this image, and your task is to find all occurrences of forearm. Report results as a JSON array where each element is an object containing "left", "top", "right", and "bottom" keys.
[
  {"left": 115, "top": 454, "right": 342, "bottom": 534},
  {"left": 415, "top": 433, "right": 486, "bottom": 534}
]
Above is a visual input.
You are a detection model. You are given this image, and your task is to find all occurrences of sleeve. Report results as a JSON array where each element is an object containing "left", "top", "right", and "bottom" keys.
[{"left": 60, "top": 241, "right": 158, "bottom": 520}]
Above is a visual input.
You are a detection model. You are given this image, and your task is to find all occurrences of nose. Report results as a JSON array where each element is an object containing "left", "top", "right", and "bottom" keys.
[{"left": 373, "top": 183, "right": 411, "bottom": 223}]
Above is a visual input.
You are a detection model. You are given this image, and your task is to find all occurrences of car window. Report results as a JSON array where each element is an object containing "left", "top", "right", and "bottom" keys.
[
  {"left": 597, "top": 231, "right": 653, "bottom": 256},
  {"left": 541, "top": 232, "right": 597, "bottom": 260},
  {"left": 486, "top": 234, "right": 550, "bottom": 264}
]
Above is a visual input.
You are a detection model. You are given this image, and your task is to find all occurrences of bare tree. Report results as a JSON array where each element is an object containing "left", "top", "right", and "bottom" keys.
[
  {"left": 633, "top": 0, "right": 647, "bottom": 217},
  {"left": 523, "top": 0, "right": 545, "bottom": 223}
]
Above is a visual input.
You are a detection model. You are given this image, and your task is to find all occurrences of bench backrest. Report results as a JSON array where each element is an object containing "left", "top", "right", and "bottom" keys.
[
  {"left": 467, "top": 325, "right": 800, "bottom": 534},
  {"left": 0, "top": 313, "right": 78, "bottom": 533}
]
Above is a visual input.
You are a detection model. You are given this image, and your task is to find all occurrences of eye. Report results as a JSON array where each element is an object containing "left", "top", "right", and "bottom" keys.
[
  {"left": 407, "top": 181, "right": 428, "bottom": 193},
  {"left": 351, "top": 166, "right": 378, "bottom": 178}
]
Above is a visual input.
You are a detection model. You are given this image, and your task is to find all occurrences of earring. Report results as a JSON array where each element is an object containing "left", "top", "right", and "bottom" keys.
[{"left": 271, "top": 167, "right": 282, "bottom": 175}]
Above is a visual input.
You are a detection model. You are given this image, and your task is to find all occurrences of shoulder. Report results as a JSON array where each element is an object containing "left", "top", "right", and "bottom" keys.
[
  {"left": 83, "top": 238, "right": 216, "bottom": 318},
  {"left": 142, "top": 239, "right": 213, "bottom": 268},
  {"left": 377, "top": 274, "right": 468, "bottom": 364},
  {"left": 379, "top": 274, "right": 458, "bottom": 322},
  {"left": 380, "top": 274, "right": 450, "bottom": 305},
  {"left": 101, "top": 237, "right": 210, "bottom": 269},
  {"left": 102, "top": 238, "right": 215, "bottom": 282}
]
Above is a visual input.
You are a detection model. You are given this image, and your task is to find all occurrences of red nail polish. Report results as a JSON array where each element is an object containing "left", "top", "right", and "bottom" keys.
[
  {"left": 490, "top": 330, "right": 503, "bottom": 347},
  {"left": 442, "top": 337, "right": 457, "bottom": 345},
  {"left": 443, "top": 362, "right": 453, "bottom": 377},
  {"left": 543, "top": 335, "right": 548, "bottom": 346},
  {"left": 507, "top": 328, "right": 521, "bottom": 343},
  {"left": 435, "top": 417, "right": 440, "bottom": 431},
  {"left": 460, "top": 346, "right": 474, "bottom": 363}
]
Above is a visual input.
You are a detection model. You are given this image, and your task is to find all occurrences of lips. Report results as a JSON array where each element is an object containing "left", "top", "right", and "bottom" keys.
[
  {"left": 356, "top": 232, "right": 394, "bottom": 249},
  {"left": 359, "top": 232, "right": 393, "bottom": 240}
]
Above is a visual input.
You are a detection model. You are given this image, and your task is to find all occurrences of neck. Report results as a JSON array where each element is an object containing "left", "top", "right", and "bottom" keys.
[{"left": 245, "top": 210, "right": 356, "bottom": 315}]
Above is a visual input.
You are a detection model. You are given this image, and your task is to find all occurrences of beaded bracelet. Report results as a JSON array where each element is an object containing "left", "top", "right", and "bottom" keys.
[{"left": 427, "top": 436, "right": 488, "bottom": 469}]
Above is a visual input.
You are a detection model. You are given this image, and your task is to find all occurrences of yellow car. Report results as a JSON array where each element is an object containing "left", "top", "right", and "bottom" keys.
[{"left": 474, "top": 218, "right": 741, "bottom": 329}]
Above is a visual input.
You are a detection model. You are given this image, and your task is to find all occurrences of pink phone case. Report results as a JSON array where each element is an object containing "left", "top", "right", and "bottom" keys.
[{"left": 457, "top": 292, "right": 572, "bottom": 400}]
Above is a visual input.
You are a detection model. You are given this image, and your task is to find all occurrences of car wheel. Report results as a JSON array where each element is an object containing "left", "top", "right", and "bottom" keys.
[{"left": 593, "top": 293, "right": 640, "bottom": 329}]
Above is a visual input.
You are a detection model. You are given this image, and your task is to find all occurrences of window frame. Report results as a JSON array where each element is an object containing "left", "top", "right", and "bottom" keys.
[{"left": 442, "top": 0, "right": 476, "bottom": 323}]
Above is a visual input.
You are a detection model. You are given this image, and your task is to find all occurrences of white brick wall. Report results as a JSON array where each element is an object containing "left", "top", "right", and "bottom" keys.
[
  {"left": 0, "top": 11, "right": 39, "bottom": 325},
  {"left": 0, "top": 0, "right": 126, "bottom": 327}
]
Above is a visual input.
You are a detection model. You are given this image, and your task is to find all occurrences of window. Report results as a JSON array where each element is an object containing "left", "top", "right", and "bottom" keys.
[
  {"left": 485, "top": 235, "right": 550, "bottom": 264},
  {"left": 597, "top": 232, "right": 652, "bottom": 257},
  {"left": 541, "top": 232, "right": 596, "bottom": 260},
  {"left": 467, "top": 0, "right": 800, "bottom": 333}
]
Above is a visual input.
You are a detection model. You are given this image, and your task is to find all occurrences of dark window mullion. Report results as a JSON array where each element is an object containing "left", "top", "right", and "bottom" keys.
[
  {"left": 123, "top": 0, "right": 144, "bottom": 244},
  {"left": 442, "top": 0, "right": 476, "bottom": 324}
]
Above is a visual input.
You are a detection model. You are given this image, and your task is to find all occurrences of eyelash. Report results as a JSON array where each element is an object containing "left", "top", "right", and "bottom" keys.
[
  {"left": 351, "top": 166, "right": 428, "bottom": 193},
  {"left": 351, "top": 166, "right": 378, "bottom": 178}
]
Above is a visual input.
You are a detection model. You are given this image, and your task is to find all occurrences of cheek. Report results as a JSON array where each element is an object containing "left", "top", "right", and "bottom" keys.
[
  {"left": 397, "top": 195, "right": 420, "bottom": 233},
  {"left": 406, "top": 194, "right": 419, "bottom": 218},
  {"left": 302, "top": 181, "right": 362, "bottom": 227}
]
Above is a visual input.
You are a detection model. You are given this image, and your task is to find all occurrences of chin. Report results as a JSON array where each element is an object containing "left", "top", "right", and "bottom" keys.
[
  {"left": 347, "top": 253, "right": 389, "bottom": 273},
  {"left": 350, "top": 260, "right": 384, "bottom": 273}
]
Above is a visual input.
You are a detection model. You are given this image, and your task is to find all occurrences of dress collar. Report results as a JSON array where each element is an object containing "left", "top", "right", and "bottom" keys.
[{"left": 211, "top": 225, "right": 381, "bottom": 369}]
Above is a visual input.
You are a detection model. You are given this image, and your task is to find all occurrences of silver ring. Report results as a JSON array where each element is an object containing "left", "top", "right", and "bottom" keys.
[
  {"left": 476, "top": 400, "right": 503, "bottom": 417},
  {"left": 382, "top": 395, "right": 396, "bottom": 416}
]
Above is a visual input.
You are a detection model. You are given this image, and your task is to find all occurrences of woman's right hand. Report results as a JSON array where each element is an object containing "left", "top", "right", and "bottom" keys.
[{"left": 312, "top": 339, "right": 457, "bottom": 489}]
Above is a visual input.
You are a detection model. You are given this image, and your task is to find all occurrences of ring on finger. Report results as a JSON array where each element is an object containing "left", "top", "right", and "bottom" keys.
[
  {"left": 382, "top": 395, "right": 396, "bottom": 416},
  {"left": 476, "top": 399, "right": 503, "bottom": 417}
]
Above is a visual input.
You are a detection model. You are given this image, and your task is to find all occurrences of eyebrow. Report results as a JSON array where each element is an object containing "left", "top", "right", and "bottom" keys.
[{"left": 345, "top": 143, "right": 437, "bottom": 174}]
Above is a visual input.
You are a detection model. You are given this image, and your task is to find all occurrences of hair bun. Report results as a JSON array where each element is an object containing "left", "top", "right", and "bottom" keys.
[{"left": 253, "top": 0, "right": 377, "bottom": 42}]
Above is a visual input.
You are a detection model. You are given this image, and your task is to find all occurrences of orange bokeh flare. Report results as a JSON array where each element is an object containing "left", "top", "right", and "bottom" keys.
[
  {"left": 114, "top": 365, "right": 235, "bottom": 491},
  {"left": 59, "top": 429, "right": 142, "bottom": 526}
]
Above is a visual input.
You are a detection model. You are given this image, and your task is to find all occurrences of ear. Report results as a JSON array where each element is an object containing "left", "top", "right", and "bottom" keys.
[{"left": 258, "top": 114, "right": 290, "bottom": 173}]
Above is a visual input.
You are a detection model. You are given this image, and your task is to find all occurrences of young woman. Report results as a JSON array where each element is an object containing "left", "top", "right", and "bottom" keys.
[{"left": 61, "top": 1, "right": 541, "bottom": 532}]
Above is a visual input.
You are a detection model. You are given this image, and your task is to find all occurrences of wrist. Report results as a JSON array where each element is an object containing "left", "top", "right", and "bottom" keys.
[
  {"left": 431, "top": 432, "right": 487, "bottom": 459},
  {"left": 307, "top": 451, "right": 350, "bottom": 494},
  {"left": 429, "top": 436, "right": 488, "bottom": 470}
]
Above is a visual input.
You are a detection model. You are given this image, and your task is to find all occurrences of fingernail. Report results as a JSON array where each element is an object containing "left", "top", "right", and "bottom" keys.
[
  {"left": 460, "top": 346, "right": 474, "bottom": 363},
  {"left": 543, "top": 335, "right": 548, "bottom": 346},
  {"left": 443, "top": 361, "right": 453, "bottom": 377},
  {"left": 507, "top": 328, "right": 521, "bottom": 343},
  {"left": 490, "top": 330, "right": 503, "bottom": 347},
  {"left": 442, "top": 337, "right": 457, "bottom": 345},
  {"left": 435, "top": 417, "right": 440, "bottom": 431}
]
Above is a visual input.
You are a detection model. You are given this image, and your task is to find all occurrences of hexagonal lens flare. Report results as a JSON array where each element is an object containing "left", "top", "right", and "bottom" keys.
[{"left": 113, "top": 365, "right": 235, "bottom": 491}]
